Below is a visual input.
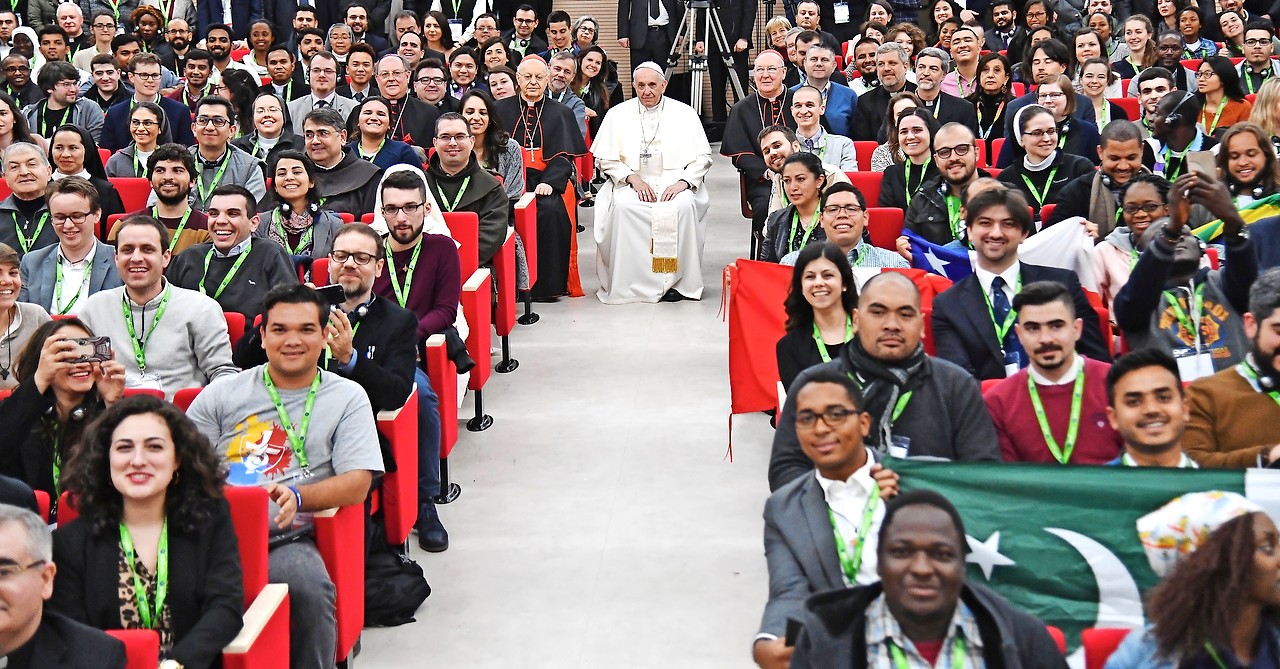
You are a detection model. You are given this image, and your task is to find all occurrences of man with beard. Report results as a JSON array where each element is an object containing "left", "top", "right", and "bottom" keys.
[
  {"left": 932, "top": 188, "right": 1109, "bottom": 381},
  {"left": 153, "top": 18, "right": 194, "bottom": 76},
  {"left": 1184, "top": 269, "right": 1280, "bottom": 466},
  {"left": 984, "top": 281, "right": 1123, "bottom": 463},
  {"left": 903, "top": 123, "right": 982, "bottom": 247},
  {"left": 768, "top": 272, "right": 1000, "bottom": 492},
  {"left": 985, "top": 0, "right": 1022, "bottom": 51},
  {"left": 1115, "top": 171, "right": 1256, "bottom": 380},
  {"left": 1130, "top": 67, "right": 1175, "bottom": 138},
  {"left": 1046, "top": 120, "right": 1148, "bottom": 236},
  {"left": 502, "top": 5, "right": 546, "bottom": 59},
  {"left": 851, "top": 42, "right": 916, "bottom": 141},
  {"left": 21, "top": 61, "right": 103, "bottom": 143},
  {"left": 758, "top": 125, "right": 850, "bottom": 214},
  {"left": 256, "top": 44, "right": 305, "bottom": 102},
  {"left": 374, "top": 53, "right": 439, "bottom": 146},
  {"left": 424, "top": 113, "right": 508, "bottom": 266},
  {"left": 303, "top": 106, "right": 381, "bottom": 216},
  {"left": 344, "top": 4, "right": 388, "bottom": 52},
  {"left": 846, "top": 38, "right": 879, "bottom": 95},
  {"left": 1103, "top": 349, "right": 1199, "bottom": 467},
  {"left": 1236, "top": 21, "right": 1280, "bottom": 95},
  {"left": 909, "top": 48, "right": 978, "bottom": 135},
  {"left": 722, "top": 50, "right": 795, "bottom": 255},
  {"left": 203, "top": 24, "right": 250, "bottom": 77},
  {"left": 166, "top": 48, "right": 213, "bottom": 115},
  {"left": 113, "top": 143, "right": 211, "bottom": 254},
  {"left": 546, "top": 51, "right": 587, "bottom": 134},
  {"left": 295, "top": 27, "right": 325, "bottom": 81}
]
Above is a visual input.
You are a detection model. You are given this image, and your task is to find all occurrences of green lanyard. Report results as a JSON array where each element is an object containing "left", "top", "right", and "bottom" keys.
[
  {"left": 1020, "top": 166, "right": 1059, "bottom": 207},
  {"left": 119, "top": 520, "right": 168, "bottom": 630},
  {"left": 122, "top": 287, "right": 171, "bottom": 372},
  {"left": 1058, "top": 127, "right": 1068, "bottom": 149},
  {"left": 1239, "top": 359, "right": 1280, "bottom": 407},
  {"left": 45, "top": 420, "right": 61, "bottom": 495},
  {"left": 1203, "top": 97, "right": 1227, "bottom": 136},
  {"left": 11, "top": 211, "right": 48, "bottom": 255},
  {"left": 195, "top": 153, "right": 231, "bottom": 204},
  {"left": 273, "top": 210, "right": 314, "bottom": 255},
  {"left": 1098, "top": 101, "right": 1111, "bottom": 127},
  {"left": 104, "top": 0, "right": 121, "bottom": 22},
  {"left": 434, "top": 175, "right": 471, "bottom": 212},
  {"left": 199, "top": 240, "right": 252, "bottom": 299},
  {"left": 357, "top": 138, "right": 385, "bottom": 162},
  {"left": 888, "top": 637, "right": 966, "bottom": 668},
  {"left": 261, "top": 366, "right": 320, "bottom": 473},
  {"left": 1027, "top": 361, "right": 1086, "bottom": 464},
  {"left": 323, "top": 321, "right": 361, "bottom": 365},
  {"left": 827, "top": 482, "right": 880, "bottom": 585},
  {"left": 1245, "top": 67, "right": 1270, "bottom": 94},
  {"left": 387, "top": 237, "right": 424, "bottom": 307},
  {"left": 1204, "top": 642, "right": 1230, "bottom": 669},
  {"left": 1160, "top": 144, "right": 1190, "bottom": 180},
  {"left": 787, "top": 209, "right": 821, "bottom": 254},
  {"left": 53, "top": 254, "right": 92, "bottom": 315},
  {"left": 1163, "top": 283, "right": 1204, "bottom": 347},
  {"left": 39, "top": 102, "right": 72, "bottom": 137},
  {"left": 811, "top": 316, "right": 853, "bottom": 363},
  {"left": 132, "top": 147, "right": 149, "bottom": 178},
  {"left": 151, "top": 206, "right": 191, "bottom": 253},
  {"left": 1129, "top": 246, "right": 1140, "bottom": 270},
  {"left": 904, "top": 159, "right": 932, "bottom": 207},
  {"left": 945, "top": 194, "right": 963, "bottom": 241},
  {"left": 982, "top": 274, "right": 1022, "bottom": 344}
]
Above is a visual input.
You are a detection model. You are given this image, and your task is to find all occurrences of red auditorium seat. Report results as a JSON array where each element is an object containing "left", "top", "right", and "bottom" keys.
[
  {"left": 513, "top": 192, "right": 539, "bottom": 325},
  {"left": 1108, "top": 97, "right": 1140, "bottom": 121},
  {"left": 867, "top": 207, "right": 904, "bottom": 251},
  {"left": 1083, "top": 628, "right": 1132, "bottom": 669},
  {"left": 846, "top": 171, "right": 883, "bottom": 207},
  {"left": 107, "top": 177, "right": 153, "bottom": 213},
  {"left": 376, "top": 389, "right": 419, "bottom": 548},
  {"left": 442, "top": 212, "right": 494, "bottom": 432},
  {"left": 853, "top": 141, "right": 878, "bottom": 171}
]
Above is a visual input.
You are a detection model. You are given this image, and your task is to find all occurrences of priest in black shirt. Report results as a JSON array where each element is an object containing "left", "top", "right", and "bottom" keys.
[
  {"left": 375, "top": 53, "right": 440, "bottom": 148},
  {"left": 722, "top": 50, "right": 795, "bottom": 253}
]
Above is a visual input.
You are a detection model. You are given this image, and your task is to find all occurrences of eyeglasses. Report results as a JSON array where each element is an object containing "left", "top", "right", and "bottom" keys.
[
  {"left": 194, "top": 116, "right": 231, "bottom": 128},
  {"left": 1196, "top": 70, "right": 1217, "bottom": 79},
  {"left": 435, "top": 133, "right": 472, "bottom": 143},
  {"left": 2, "top": 65, "right": 29, "bottom": 73},
  {"left": 0, "top": 559, "right": 45, "bottom": 580},
  {"left": 131, "top": 71, "right": 161, "bottom": 80},
  {"left": 53, "top": 80, "right": 77, "bottom": 88},
  {"left": 382, "top": 202, "right": 426, "bottom": 216},
  {"left": 822, "top": 204, "right": 864, "bottom": 215},
  {"left": 377, "top": 70, "right": 407, "bottom": 79},
  {"left": 330, "top": 250, "right": 377, "bottom": 265},
  {"left": 164, "top": 27, "right": 188, "bottom": 34},
  {"left": 130, "top": 118, "right": 159, "bottom": 127},
  {"left": 310, "top": 67, "right": 337, "bottom": 76},
  {"left": 795, "top": 407, "right": 863, "bottom": 429},
  {"left": 1245, "top": 37, "right": 1271, "bottom": 46},
  {"left": 52, "top": 211, "right": 92, "bottom": 224},
  {"left": 934, "top": 144, "right": 973, "bottom": 159},
  {"left": 1122, "top": 202, "right": 1166, "bottom": 214},
  {"left": 1037, "top": 91, "right": 1066, "bottom": 100},
  {"left": 1024, "top": 127, "right": 1059, "bottom": 138},
  {"left": 416, "top": 76, "right": 446, "bottom": 85},
  {"left": 514, "top": 18, "right": 536, "bottom": 24},
  {"left": 94, "top": 22, "right": 117, "bottom": 29},
  {"left": 1026, "top": 10, "right": 1048, "bottom": 18}
]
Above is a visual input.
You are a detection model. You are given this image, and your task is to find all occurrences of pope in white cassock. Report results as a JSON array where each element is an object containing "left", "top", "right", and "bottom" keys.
[{"left": 592, "top": 62, "right": 713, "bottom": 304}]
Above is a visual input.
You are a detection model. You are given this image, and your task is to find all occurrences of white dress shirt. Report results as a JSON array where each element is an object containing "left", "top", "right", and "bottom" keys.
[
  {"left": 814, "top": 450, "right": 884, "bottom": 586},
  {"left": 53, "top": 245, "right": 95, "bottom": 315},
  {"left": 974, "top": 260, "right": 1021, "bottom": 306},
  {"left": 1028, "top": 352, "right": 1082, "bottom": 386}
]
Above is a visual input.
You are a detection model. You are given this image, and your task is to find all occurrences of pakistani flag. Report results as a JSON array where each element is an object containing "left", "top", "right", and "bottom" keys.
[{"left": 890, "top": 458, "right": 1280, "bottom": 666}]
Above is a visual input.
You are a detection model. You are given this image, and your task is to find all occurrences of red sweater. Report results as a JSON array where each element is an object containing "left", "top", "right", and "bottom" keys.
[{"left": 985, "top": 358, "right": 1123, "bottom": 464}]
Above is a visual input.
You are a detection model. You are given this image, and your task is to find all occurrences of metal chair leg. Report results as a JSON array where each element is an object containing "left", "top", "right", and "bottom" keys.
[
  {"left": 496, "top": 335, "right": 518, "bottom": 373},
  {"left": 518, "top": 291, "right": 540, "bottom": 325},
  {"left": 434, "top": 459, "right": 462, "bottom": 504},
  {"left": 466, "top": 389, "right": 493, "bottom": 432}
]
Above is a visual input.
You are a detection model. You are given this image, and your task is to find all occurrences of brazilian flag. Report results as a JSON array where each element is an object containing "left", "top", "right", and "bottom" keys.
[
  {"left": 890, "top": 458, "right": 1280, "bottom": 662},
  {"left": 1193, "top": 192, "right": 1280, "bottom": 242}
]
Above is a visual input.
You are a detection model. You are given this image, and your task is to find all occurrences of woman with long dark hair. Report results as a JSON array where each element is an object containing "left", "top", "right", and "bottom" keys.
[
  {"left": 258, "top": 150, "right": 342, "bottom": 267},
  {"left": 1196, "top": 56, "right": 1253, "bottom": 138},
  {"left": 345, "top": 96, "right": 422, "bottom": 170},
  {"left": 423, "top": 11, "right": 456, "bottom": 60},
  {"left": 0, "top": 318, "right": 119, "bottom": 510},
  {"left": 47, "top": 125, "right": 125, "bottom": 219},
  {"left": 1094, "top": 173, "right": 1170, "bottom": 311},
  {"left": 969, "top": 53, "right": 1013, "bottom": 153},
  {"left": 763, "top": 152, "right": 829, "bottom": 263},
  {"left": 922, "top": 0, "right": 961, "bottom": 47},
  {"left": 878, "top": 108, "right": 940, "bottom": 210},
  {"left": 218, "top": 68, "right": 259, "bottom": 136},
  {"left": 870, "top": 93, "right": 921, "bottom": 171},
  {"left": 0, "top": 91, "right": 41, "bottom": 151},
  {"left": 460, "top": 89, "right": 524, "bottom": 201},
  {"left": 574, "top": 46, "right": 621, "bottom": 139},
  {"left": 1155, "top": 0, "right": 1184, "bottom": 37},
  {"left": 776, "top": 242, "right": 858, "bottom": 389},
  {"left": 105, "top": 102, "right": 170, "bottom": 178},
  {"left": 998, "top": 104, "right": 1095, "bottom": 223},
  {"left": 1217, "top": 123, "right": 1280, "bottom": 208},
  {"left": 51, "top": 395, "right": 243, "bottom": 669}
]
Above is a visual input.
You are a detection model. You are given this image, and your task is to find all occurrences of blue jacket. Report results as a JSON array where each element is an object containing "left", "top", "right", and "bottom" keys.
[
  {"left": 791, "top": 81, "right": 858, "bottom": 139},
  {"left": 100, "top": 97, "right": 195, "bottom": 152},
  {"left": 344, "top": 140, "right": 422, "bottom": 172}
]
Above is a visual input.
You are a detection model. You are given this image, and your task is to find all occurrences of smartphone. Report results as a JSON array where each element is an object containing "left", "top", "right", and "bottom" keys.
[
  {"left": 316, "top": 284, "right": 346, "bottom": 306},
  {"left": 1187, "top": 152, "right": 1216, "bottom": 179},
  {"left": 70, "top": 336, "right": 112, "bottom": 363}
]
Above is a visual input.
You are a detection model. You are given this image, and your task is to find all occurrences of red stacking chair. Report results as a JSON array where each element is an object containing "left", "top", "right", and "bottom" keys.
[
  {"left": 103, "top": 213, "right": 124, "bottom": 242},
  {"left": 33, "top": 489, "right": 49, "bottom": 521},
  {"left": 991, "top": 138, "right": 1005, "bottom": 166},
  {"left": 922, "top": 308, "right": 936, "bottom": 355},
  {"left": 0, "top": 179, "right": 10, "bottom": 202},
  {"left": 1046, "top": 625, "right": 1066, "bottom": 654},
  {"left": 230, "top": 48, "right": 250, "bottom": 61},
  {"left": 313, "top": 503, "right": 365, "bottom": 665},
  {"left": 846, "top": 171, "right": 883, "bottom": 208},
  {"left": 122, "top": 388, "right": 164, "bottom": 399},
  {"left": 975, "top": 140, "right": 988, "bottom": 168},
  {"left": 867, "top": 207, "right": 904, "bottom": 251},
  {"left": 577, "top": 124, "right": 594, "bottom": 192},
  {"left": 1039, "top": 203, "right": 1056, "bottom": 223},
  {"left": 981, "top": 378, "right": 1003, "bottom": 395},
  {"left": 221, "top": 486, "right": 291, "bottom": 669},
  {"left": 1011, "top": 82, "right": 1026, "bottom": 97},
  {"left": 172, "top": 387, "right": 202, "bottom": 411},
  {"left": 97, "top": 148, "right": 110, "bottom": 166},
  {"left": 107, "top": 177, "right": 153, "bottom": 213},
  {"left": 224, "top": 312, "right": 246, "bottom": 349},
  {"left": 853, "top": 141, "right": 878, "bottom": 171},
  {"left": 423, "top": 333, "right": 459, "bottom": 502},
  {"left": 1083, "top": 628, "right": 1132, "bottom": 669},
  {"left": 513, "top": 192, "right": 539, "bottom": 325},
  {"left": 106, "top": 629, "right": 160, "bottom": 669},
  {"left": 337, "top": 213, "right": 355, "bottom": 223},
  {"left": 490, "top": 227, "right": 519, "bottom": 373},
  {"left": 312, "top": 257, "right": 329, "bottom": 285},
  {"left": 375, "top": 388, "right": 419, "bottom": 549},
  {"left": 443, "top": 211, "right": 494, "bottom": 432},
  {"left": 1108, "top": 97, "right": 1140, "bottom": 121},
  {"left": 359, "top": 212, "right": 374, "bottom": 224}
]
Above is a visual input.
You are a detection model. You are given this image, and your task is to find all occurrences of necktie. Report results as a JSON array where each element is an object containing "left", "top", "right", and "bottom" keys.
[
  {"left": 990, "top": 276, "right": 1023, "bottom": 366},
  {"left": 316, "top": 99, "right": 329, "bottom": 108},
  {"left": 804, "top": 137, "right": 816, "bottom": 151},
  {"left": 650, "top": 0, "right": 661, "bottom": 19},
  {"left": 354, "top": 91, "right": 365, "bottom": 102}
]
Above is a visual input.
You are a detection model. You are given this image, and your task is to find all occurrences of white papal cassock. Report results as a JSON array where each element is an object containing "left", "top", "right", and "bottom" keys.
[{"left": 592, "top": 96, "right": 713, "bottom": 304}]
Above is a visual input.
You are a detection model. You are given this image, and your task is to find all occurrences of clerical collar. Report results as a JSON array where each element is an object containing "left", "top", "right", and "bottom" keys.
[
  {"left": 52, "top": 169, "right": 91, "bottom": 181},
  {"left": 1029, "top": 353, "right": 1082, "bottom": 386},
  {"left": 213, "top": 236, "right": 251, "bottom": 258}
]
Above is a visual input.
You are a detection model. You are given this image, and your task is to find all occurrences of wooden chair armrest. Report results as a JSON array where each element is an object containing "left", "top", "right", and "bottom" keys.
[{"left": 223, "top": 584, "right": 290, "bottom": 654}]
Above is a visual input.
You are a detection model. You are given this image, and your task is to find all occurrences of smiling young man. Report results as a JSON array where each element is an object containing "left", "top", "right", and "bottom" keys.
[
  {"left": 100, "top": 52, "right": 194, "bottom": 152},
  {"left": 185, "top": 96, "right": 267, "bottom": 211},
  {"left": 335, "top": 42, "right": 377, "bottom": 102},
  {"left": 286, "top": 51, "right": 356, "bottom": 136},
  {"left": 256, "top": 45, "right": 305, "bottom": 103},
  {"left": 344, "top": 4, "right": 389, "bottom": 52},
  {"left": 165, "top": 48, "right": 213, "bottom": 114},
  {"left": 903, "top": 122, "right": 982, "bottom": 248},
  {"left": 758, "top": 124, "right": 851, "bottom": 215},
  {"left": 789, "top": 85, "right": 857, "bottom": 171},
  {"left": 1046, "top": 120, "right": 1148, "bottom": 233},
  {"left": 942, "top": 26, "right": 981, "bottom": 98},
  {"left": 790, "top": 43, "right": 857, "bottom": 138},
  {"left": 847, "top": 38, "right": 880, "bottom": 95},
  {"left": 165, "top": 184, "right": 296, "bottom": 319},
  {"left": 789, "top": 490, "right": 1067, "bottom": 668},
  {"left": 20, "top": 60, "right": 102, "bottom": 143},
  {"left": 187, "top": 282, "right": 383, "bottom": 669},
  {"left": 782, "top": 183, "right": 906, "bottom": 269},
  {"left": 1104, "top": 348, "right": 1199, "bottom": 467},
  {"left": 932, "top": 188, "right": 1109, "bottom": 380},
  {"left": 111, "top": 144, "right": 211, "bottom": 255},
  {"left": 78, "top": 215, "right": 237, "bottom": 397},
  {"left": 851, "top": 42, "right": 916, "bottom": 142},
  {"left": 18, "top": 176, "right": 121, "bottom": 315},
  {"left": 1, "top": 55, "right": 40, "bottom": 106},
  {"left": 83, "top": 54, "right": 129, "bottom": 113},
  {"left": 424, "top": 113, "right": 508, "bottom": 266},
  {"left": 0, "top": 143, "right": 55, "bottom": 259},
  {"left": 984, "top": 281, "right": 1123, "bottom": 464}
]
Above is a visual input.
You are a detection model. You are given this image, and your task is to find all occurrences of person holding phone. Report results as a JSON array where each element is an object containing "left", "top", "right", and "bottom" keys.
[{"left": 0, "top": 317, "right": 124, "bottom": 518}]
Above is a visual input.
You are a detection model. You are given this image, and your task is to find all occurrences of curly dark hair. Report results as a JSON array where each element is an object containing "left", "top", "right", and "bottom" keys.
[
  {"left": 783, "top": 242, "right": 857, "bottom": 333},
  {"left": 1147, "top": 512, "right": 1280, "bottom": 660},
  {"left": 61, "top": 395, "right": 227, "bottom": 536}
]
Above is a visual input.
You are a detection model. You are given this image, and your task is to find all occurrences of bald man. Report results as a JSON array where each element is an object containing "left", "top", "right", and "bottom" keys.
[
  {"left": 495, "top": 56, "right": 586, "bottom": 301},
  {"left": 593, "top": 63, "right": 712, "bottom": 304}
]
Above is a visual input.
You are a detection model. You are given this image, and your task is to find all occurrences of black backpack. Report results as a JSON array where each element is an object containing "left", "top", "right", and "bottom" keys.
[{"left": 364, "top": 508, "right": 431, "bottom": 627}]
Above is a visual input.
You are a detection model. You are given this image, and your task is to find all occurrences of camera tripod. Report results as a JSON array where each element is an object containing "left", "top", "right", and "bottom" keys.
[{"left": 663, "top": 0, "right": 747, "bottom": 117}]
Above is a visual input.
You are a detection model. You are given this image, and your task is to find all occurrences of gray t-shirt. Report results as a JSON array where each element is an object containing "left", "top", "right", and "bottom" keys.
[{"left": 188, "top": 364, "right": 383, "bottom": 525}]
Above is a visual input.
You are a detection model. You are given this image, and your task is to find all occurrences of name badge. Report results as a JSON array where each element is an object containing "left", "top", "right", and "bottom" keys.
[
  {"left": 1173, "top": 347, "right": 1215, "bottom": 381},
  {"left": 448, "top": 19, "right": 464, "bottom": 43},
  {"left": 888, "top": 435, "right": 910, "bottom": 458},
  {"left": 130, "top": 371, "right": 164, "bottom": 392},
  {"left": 1005, "top": 361, "right": 1020, "bottom": 378},
  {"left": 834, "top": 2, "right": 851, "bottom": 23}
]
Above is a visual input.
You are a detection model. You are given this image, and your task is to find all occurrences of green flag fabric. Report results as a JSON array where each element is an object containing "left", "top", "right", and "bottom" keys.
[{"left": 889, "top": 458, "right": 1280, "bottom": 662}]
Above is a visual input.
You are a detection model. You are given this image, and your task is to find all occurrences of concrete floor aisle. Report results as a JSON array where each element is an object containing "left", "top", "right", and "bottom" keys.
[{"left": 357, "top": 152, "right": 779, "bottom": 668}]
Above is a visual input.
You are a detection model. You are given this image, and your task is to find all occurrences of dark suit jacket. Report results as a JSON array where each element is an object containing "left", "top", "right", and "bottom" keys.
[
  {"left": 499, "top": 29, "right": 548, "bottom": 58},
  {"left": 852, "top": 82, "right": 917, "bottom": 141},
  {"left": 387, "top": 95, "right": 441, "bottom": 147},
  {"left": 259, "top": 72, "right": 309, "bottom": 102},
  {"left": 931, "top": 263, "right": 1111, "bottom": 380},
  {"left": 6, "top": 611, "right": 126, "bottom": 669},
  {"left": 18, "top": 240, "right": 122, "bottom": 314},
  {"left": 618, "top": 0, "right": 683, "bottom": 49},
  {"left": 101, "top": 96, "right": 195, "bottom": 153},
  {"left": 196, "top": 0, "right": 263, "bottom": 40},
  {"left": 924, "top": 92, "right": 979, "bottom": 136},
  {"left": 709, "top": 0, "right": 757, "bottom": 45},
  {"left": 50, "top": 499, "right": 244, "bottom": 669},
  {"left": 760, "top": 472, "right": 852, "bottom": 638}
]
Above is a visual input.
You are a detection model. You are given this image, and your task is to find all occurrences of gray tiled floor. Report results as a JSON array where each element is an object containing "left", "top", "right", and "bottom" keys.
[{"left": 357, "top": 151, "right": 778, "bottom": 667}]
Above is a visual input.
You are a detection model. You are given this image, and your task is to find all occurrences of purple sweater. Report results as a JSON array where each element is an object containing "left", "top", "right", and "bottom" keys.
[{"left": 372, "top": 233, "right": 460, "bottom": 340}]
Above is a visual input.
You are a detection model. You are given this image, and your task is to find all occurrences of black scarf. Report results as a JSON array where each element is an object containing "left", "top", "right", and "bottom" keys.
[{"left": 844, "top": 338, "right": 929, "bottom": 451}]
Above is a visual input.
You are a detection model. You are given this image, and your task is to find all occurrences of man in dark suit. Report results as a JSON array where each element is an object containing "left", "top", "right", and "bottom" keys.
[
  {"left": 100, "top": 53, "right": 196, "bottom": 152},
  {"left": 335, "top": 43, "right": 379, "bottom": 102},
  {"left": 618, "top": 0, "right": 682, "bottom": 72},
  {"left": 375, "top": 53, "right": 441, "bottom": 147},
  {"left": 721, "top": 50, "right": 795, "bottom": 253},
  {"left": 754, "top": 369, "right": 896, "bottom": 669},
  {"left": 851, "top": 42, "right": 916, "bottom": 141},
  {"left": 699, "top": 0, "right": 755, "bottom": 126},
  {"left": 0, "top": 503, "right": 127, "bottom": 669},
  {"left": 18, "top": 177, "right": 122, "bottom": 315},
  {"left": 984, "top": 0, "right": 1022, "bottom": 51},
  {"left": 501, "top": 4, "right": 547, "bottom": 60},
  {"left": 344, "top": 3, "right": 389, "bottom": 50},
  {"left": 932, "top": 188, "right": 1110, "bottom": 381}
]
